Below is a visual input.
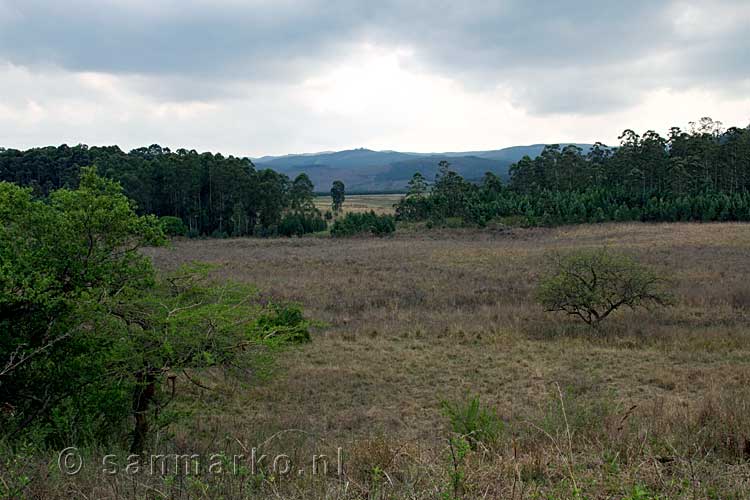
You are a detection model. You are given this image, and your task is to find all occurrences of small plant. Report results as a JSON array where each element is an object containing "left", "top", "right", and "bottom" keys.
[
  {"left": 441, "top": 395, "right": 504, "bottom": 451},
  {"left": 348, "top": 435, "right": 399, "bottom": 492},
  {"left": 623, "top": 485, "right": 662, "bottom": 500},
  {"left": 442, "top": 436, "right": 470, "bottom": 500},
  {"left": 536, "top": 248, "right": 672, "bottom": 328},
  {"left": 439, "top": 396, "right": 503, "bottom": 498},
  {"left": 0, "top": 443, "right": 34, "bottom": 499}
]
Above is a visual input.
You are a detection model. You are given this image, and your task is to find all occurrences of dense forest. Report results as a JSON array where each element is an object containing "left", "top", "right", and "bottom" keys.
[
  {"left": 0, "top": 144, "right": 326, "bottom": 237},
  {"left": 3, "top": 117, "right": 750, "bottom": 233},
  {"left": 395, "top": 118, "right": 750, "bottom": 226}
]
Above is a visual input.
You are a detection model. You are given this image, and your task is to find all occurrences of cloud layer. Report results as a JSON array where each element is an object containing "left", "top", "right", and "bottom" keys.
[{"left": 1, "top": 0, "right": 748, "bottom": 155}]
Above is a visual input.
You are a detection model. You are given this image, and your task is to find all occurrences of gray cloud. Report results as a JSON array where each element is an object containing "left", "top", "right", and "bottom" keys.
[
  {"left": 0, "top": 0, "right": 363, "bottom": 78},
  {"left": 0, "top": 0, "right": 748, "bottom": 125},
  {"left": 366, "top": 0, "right": 750, "bottom": 113}
]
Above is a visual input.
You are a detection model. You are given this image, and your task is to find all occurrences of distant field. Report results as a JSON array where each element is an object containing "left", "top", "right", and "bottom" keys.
[{"left": 314, "top": 193, "right": 402, "bottom": 215}]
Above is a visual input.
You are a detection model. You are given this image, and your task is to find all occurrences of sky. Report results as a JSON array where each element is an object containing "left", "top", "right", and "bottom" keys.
[{"left": 1, "top": 0, "right": 749, "bottom": 157}]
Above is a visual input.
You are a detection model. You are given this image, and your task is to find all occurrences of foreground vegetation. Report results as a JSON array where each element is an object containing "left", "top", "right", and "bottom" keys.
[
  {"left": 4, "top": 222, "right": 748, "bottom": 498},
  {"left": 0, "top": 171, "right": 311, "bottom": 458}
]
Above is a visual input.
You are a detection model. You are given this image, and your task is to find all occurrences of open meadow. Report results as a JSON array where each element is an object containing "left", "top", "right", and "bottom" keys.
[
  {"left": 314, "top": 194, "right": 401, "bottom": 216},
  {"left": 24, "top": 222, "right": 749, "bottom": 499}
]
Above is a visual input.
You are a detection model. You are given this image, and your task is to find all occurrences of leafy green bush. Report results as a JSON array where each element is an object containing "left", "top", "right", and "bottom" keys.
[
  {"left": 159, "top": 215, "right": 187, "bottom": 236},
  {"left": 330, "top": 210, "right": 396, "bottom": 237},
  {"left": 536, "top": 248, "right": 672, "bottom": 327},
  {"left": 441, "top": 395, "right": 504, "bottom": 451},
  {"left": 279, "top": 213, "right": 327, "bottom": 237},
  {"left": 250, "top": 302, "right": 312, "bottom": 343}
]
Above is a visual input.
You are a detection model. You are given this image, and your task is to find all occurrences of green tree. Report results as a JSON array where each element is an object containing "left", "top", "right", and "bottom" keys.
[
  {"left": 509, "top": 155, "right": 537, "bottom": 193},
  {"left": 1, "top": 169, "right": 312, "bottom": 451},
  {"left": 436, "top": 159, "right": 452, "bottom": 182},
  {"left": 432, "top": 161, "right": 469, "bottom": 218},
  {"left": 0, "top": 168, "right": 164, "bottom": 444},
  {"left": 395, "top": 172, "right": 432, "bottom": 221},
  {"left": 290, "top": 173, "right": 315, "bottom": 213},
  {"left": 255, "top": 169, "right": 290, "bottom": 232},
  {"left": 536, "top": 248, "right": 672, "bottom": 328},
  {"left": 480, "top": 172, "right": 503, "bottom": 195},
  {"left": 111, "top": 264, "right": 311, "bottom": 452},
  {"left": 406, "top": 172, "right": 429, "bottom": 198},
  {"left": 330, "top": 180, "right": 346, "bottom": 213}
]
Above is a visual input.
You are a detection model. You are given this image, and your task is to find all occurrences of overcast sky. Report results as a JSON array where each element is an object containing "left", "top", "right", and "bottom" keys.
[{"left": 1, "top": 0, "right": 749, "bottom": 157}]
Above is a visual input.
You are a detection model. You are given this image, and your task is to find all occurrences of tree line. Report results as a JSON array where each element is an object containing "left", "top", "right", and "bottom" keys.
[
  {"left": 0, "top": 144, "right": 333, "bottom": 237},
  {"left": 396, "top": 118, "right": 750, "bottom": 226},
  {"left": 4, "top": 117, "right": 750, "bottom": 233}
]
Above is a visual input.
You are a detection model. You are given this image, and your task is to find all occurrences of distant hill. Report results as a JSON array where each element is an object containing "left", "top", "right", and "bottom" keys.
[{"left": 252, "top": 144, "right": 592, "bottom": 192}]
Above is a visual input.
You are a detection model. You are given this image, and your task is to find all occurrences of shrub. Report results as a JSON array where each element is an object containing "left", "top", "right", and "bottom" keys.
[
  {"left": 441, "top": 395, "right": 504, "bottom": 451},
  {"left": 536, "top": 248, "right": 672, "bottom": 328},
  {"left": 159, "top": 215, "right": 187, "bottom": 237},
  {"left": 330, "top": 211, "right": 396, "bottom": 237},
  {"left": 279, "top": 213, "right": 304, "bottom": 237},
  {"left": 279, "top": 213, "right": 327, "bottom": 237},
  {"left": 250, "top": 302, "right": 312, "bottom": 343}
]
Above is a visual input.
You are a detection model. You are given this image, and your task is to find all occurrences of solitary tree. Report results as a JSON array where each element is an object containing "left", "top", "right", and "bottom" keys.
[
  {"left": 536, "top": 248, "right": 672, "bottom": 328},
  {"left": 331, "top": 180, "right": 345, "bottom": 213}
]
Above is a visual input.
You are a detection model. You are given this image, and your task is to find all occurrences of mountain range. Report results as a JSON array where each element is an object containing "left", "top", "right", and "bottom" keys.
[{"left": 253, "top": 144, "right": 592, "bottom": 193}]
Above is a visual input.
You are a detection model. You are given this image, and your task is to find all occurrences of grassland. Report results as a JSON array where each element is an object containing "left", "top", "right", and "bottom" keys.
[
  {"left": 17, "top": 222, "right": 750, "bottom": 499},
  {"left": 314, "top": 193, "right": 401, "bottom": 215}
]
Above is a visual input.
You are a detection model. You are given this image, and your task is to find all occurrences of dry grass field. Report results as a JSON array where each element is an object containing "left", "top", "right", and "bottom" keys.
[
  {"left": 314, "top": 194, "right": 401, "bottom": 215},
  {"left": 27, "top": 223, "right": 750, "bottom": 499}
]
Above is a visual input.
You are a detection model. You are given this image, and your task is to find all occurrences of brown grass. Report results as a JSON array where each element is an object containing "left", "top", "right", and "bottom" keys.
[
  {"left": 313, "top": 194, "right": 400, "bottom": 215},
  {"left": 9, "top": 222, "right": 750, "bottom": 499}
]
